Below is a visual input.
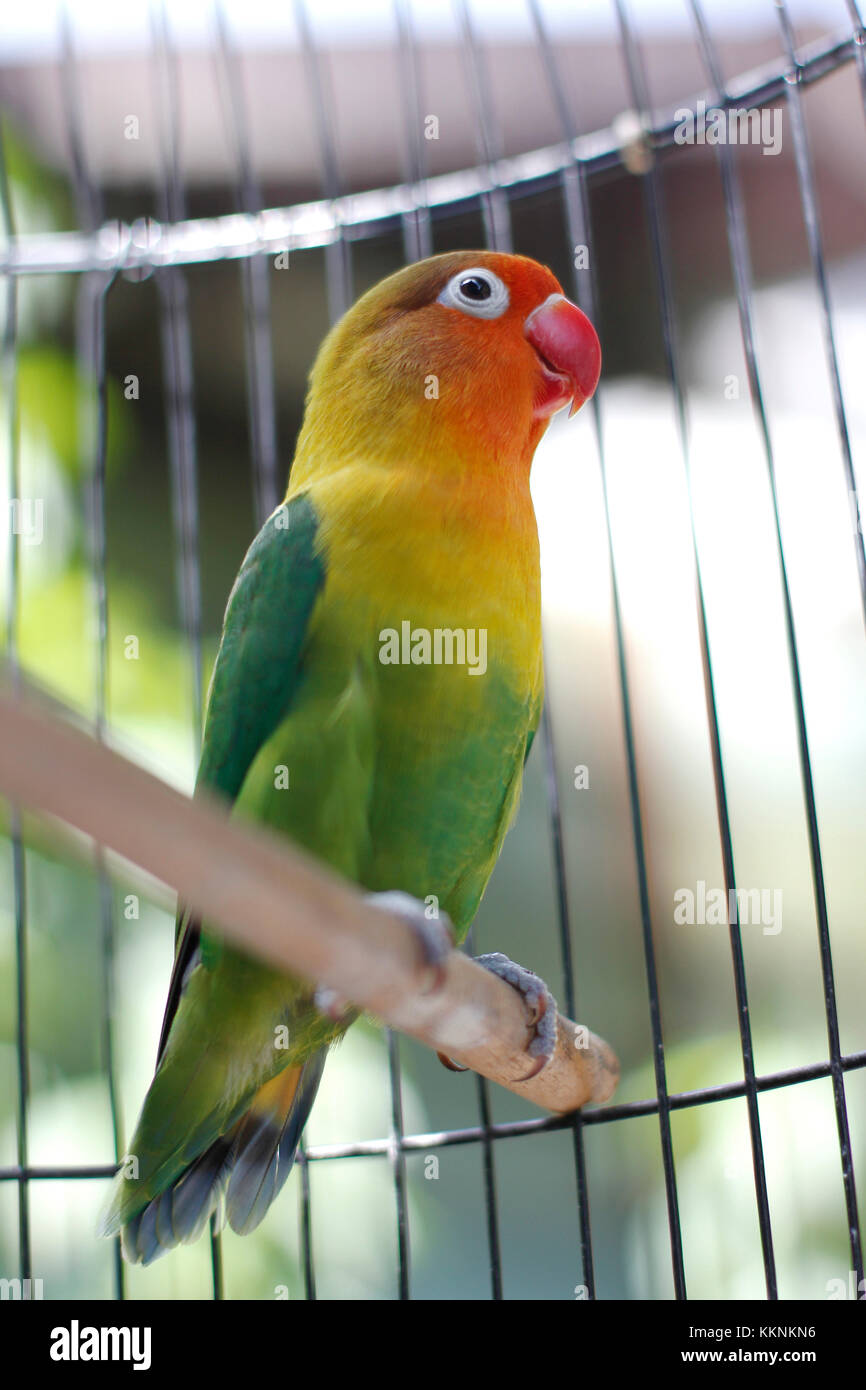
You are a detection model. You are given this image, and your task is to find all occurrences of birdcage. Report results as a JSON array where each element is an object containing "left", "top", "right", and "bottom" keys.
[{"left": 0, "top": 0, "right": 864, "bottom": 1307}]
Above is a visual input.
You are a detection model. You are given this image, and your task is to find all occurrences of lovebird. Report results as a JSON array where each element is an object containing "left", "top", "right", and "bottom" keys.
[{"left": 100, "top": 251, "right": 601, "bottom": 1263}]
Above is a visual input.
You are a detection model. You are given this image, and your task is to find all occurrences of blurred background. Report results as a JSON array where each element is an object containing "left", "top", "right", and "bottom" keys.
[{"left": 0, "top": 0, "right": 865, "bottom": 1301}]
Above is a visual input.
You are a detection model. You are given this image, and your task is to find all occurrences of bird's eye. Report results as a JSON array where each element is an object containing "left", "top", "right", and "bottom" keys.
[
  {"left": 437, "top": 267, "right": 509, "bottom": 319},
  {"left": 459, "top": 276, "right": 491, "bottom": 300}
]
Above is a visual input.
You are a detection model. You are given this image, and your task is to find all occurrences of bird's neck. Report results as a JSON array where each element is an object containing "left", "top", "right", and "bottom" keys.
[{"left": 290, "top": 380, "right": 545, "bottom": 499}]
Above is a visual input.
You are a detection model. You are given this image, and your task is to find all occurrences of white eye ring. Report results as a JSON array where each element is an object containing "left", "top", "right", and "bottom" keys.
[{"left": 437, "top": 267, "right": 509, "bottom": 319}]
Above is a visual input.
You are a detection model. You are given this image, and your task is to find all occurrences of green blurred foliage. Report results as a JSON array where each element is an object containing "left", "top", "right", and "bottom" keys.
[
  {"left": 16, "top": 347, "right": 132, "bottom": 483},
  {"left": 1, "top": 119, "right": 72, "bottom": 234}
]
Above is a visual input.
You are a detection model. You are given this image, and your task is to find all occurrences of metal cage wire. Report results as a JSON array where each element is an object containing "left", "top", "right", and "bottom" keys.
[{"left": 1, "top": 0, "right": 865, "bottom": 1301}]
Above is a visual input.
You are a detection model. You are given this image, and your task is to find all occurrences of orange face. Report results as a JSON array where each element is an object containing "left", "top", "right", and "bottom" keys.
[
  {"left": 429, "top": 252, "right": 600, "bottom": 418},
  {"left": 300, "top": 250, "right": 602, "bottom": 478}
]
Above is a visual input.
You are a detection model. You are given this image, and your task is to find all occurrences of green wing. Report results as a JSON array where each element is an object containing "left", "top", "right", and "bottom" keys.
[
  {"left": 196, "top": 493, "right": 324, "bottom": 802},
  {"left": 156, "top": 492, "right": 325, "bottom": 1061}
]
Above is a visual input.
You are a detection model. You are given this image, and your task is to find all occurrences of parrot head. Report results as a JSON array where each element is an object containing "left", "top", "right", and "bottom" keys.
[{"left": 293, "top": 251, "right": 601, "bottom": 482}]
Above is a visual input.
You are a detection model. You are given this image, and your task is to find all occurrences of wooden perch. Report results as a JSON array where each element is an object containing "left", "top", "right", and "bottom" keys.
[{"left": 0, "top": 675, "right": 619, "bottom": 1113}]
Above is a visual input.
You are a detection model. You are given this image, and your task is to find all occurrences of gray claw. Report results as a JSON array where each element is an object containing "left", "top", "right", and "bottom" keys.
[
  {"left": 365, "top": 891, "right": 454, "bottom": 992},
  {"left": 475, "top": 952, "right": 558, "bottom": 1077},
  {"left": 313, "top": 983, "right": 350, "bottom": 1022}
]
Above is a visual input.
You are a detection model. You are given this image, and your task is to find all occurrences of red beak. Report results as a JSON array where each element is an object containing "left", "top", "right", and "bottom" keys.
[{"left": 524, "top": 294, "right": 601, "bottom": 420}]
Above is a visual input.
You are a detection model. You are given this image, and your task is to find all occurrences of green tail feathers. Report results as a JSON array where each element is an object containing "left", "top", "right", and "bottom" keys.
[{"left": 99, "top": 1052, "right": 327, "bottom": 1266}]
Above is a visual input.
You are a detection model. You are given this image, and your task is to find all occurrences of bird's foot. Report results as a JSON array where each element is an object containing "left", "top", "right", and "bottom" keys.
[
  {"left": 437, "top": 1051, "right": 470, "bottom": 1072},
  {"left": 314, "top": 891, "right": 454, "bottom": 1023},
  {"left": 364, "top": 890, "right": 455, "bottom": 993},
  {"left": 313, "top": 983, "right": 352, "bottom": 1023},
  {"left": 474, "top": 952, "right": 559, "bottom": 1079}
]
